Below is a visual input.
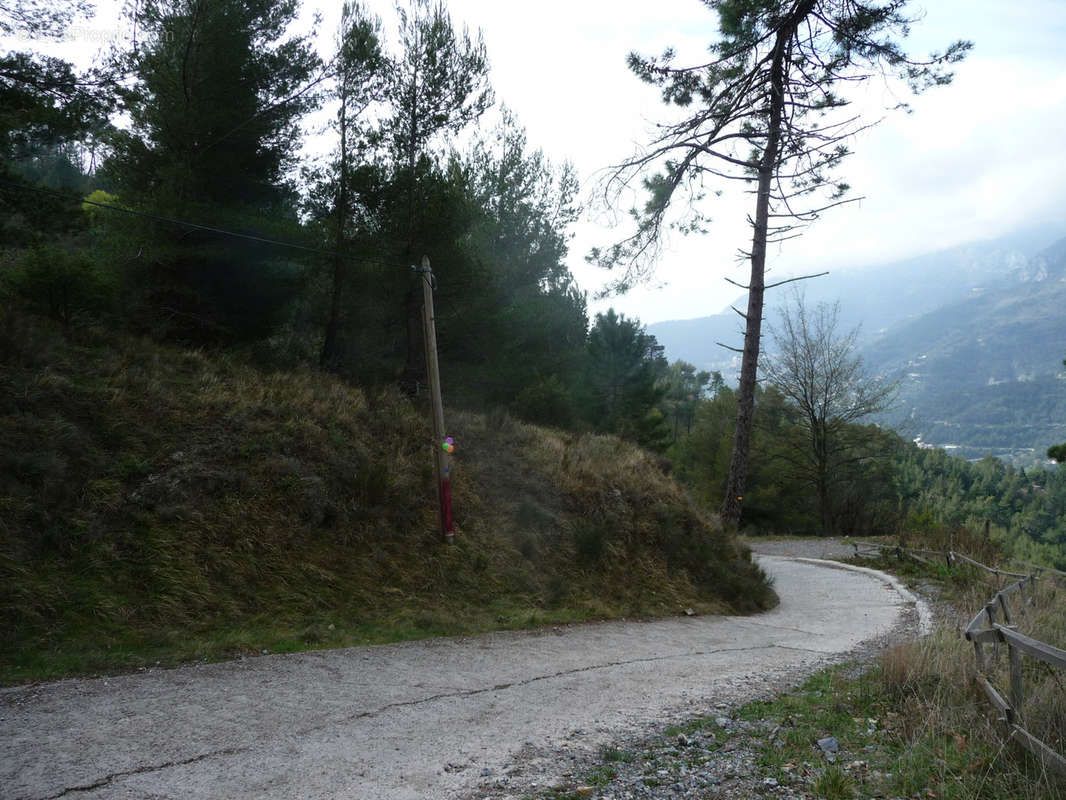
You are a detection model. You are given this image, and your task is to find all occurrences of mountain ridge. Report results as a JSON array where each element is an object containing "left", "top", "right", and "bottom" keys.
[{"left": 647, "top": 225, "right": 1066, "bottom": 465}]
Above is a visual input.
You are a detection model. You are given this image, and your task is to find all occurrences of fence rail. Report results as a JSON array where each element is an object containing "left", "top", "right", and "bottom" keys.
[
  {"left": 1010, "top": 559, "right": 1066, "bottom": 580},
  {"left": 852, "top": 541, "right": 1066, "bottom": 775}
]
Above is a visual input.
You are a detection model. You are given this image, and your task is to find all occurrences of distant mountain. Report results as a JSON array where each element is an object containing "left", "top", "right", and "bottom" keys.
[
  {"left": 649, "top": 223, "right": 1063, "bottom": 371},
  {"left": 648, "top": 225, "right": 1066, "bottom": 465},
  {"left": 645, "top": 314, "right": 745, "bottom": 377},
  {"left": 865, "top": 235, "right": 1066, "bottom": 463}
]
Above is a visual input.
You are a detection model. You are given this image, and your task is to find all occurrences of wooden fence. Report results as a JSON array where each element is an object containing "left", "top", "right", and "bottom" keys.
[{"left": 853, "top": 540, "right": 1066, "bottom": 775}]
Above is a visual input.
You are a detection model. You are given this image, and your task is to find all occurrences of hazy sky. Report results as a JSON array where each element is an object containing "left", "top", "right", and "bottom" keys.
[
  {"left": 436, "top": 0, "right": 1066, "bottom": 324},
  {"left": 11, "top": 1, "right": 1066, "bottom": 324}
]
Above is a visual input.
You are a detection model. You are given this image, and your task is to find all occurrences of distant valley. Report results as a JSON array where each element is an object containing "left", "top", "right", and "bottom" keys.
[{"left": 648, "top": 224, "right": 1066, "bottom": 466}]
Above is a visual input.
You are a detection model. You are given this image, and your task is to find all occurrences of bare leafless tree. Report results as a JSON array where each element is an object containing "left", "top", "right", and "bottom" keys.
[{"left": 763, "top": 293, "right": 897, "bottom": 534}]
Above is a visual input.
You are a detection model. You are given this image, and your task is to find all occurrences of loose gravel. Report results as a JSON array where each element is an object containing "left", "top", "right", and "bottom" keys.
[{"left": 458, "top": 539, "right": 924, "bottom": 800}]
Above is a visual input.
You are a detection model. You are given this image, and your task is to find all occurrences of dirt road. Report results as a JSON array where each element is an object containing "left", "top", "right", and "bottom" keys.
[{"left": 1, "top": 556, "right": 925, "bottom": 800}]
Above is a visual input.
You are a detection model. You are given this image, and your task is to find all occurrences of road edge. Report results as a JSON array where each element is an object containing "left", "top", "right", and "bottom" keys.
[{"left": 756, "top": 554, "right": 933, "bottom": 636}]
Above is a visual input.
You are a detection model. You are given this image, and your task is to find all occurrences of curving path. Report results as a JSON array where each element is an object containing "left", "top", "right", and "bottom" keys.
[{"left": 1, "top": 556, "right": 923, "bottom": 800}]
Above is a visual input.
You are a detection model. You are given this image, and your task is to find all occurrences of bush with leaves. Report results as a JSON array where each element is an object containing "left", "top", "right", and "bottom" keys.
[{"left": 4, "top": 245, "right": 115, "bottom": 325}]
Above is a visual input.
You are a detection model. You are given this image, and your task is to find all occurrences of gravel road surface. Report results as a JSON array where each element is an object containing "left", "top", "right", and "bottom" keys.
[{"left": 2, "top": 555, "right": 922, "bottom": 800}]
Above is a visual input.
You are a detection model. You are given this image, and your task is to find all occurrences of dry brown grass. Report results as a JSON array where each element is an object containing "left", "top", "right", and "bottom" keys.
[
  {"left": 898, "top": 521, "right": 1006, "bottom": 569},
  {"left": 0, "top": 307, "right": 776, "bottom": 684},
  {"left": 878, "top": 574, "right": 1066, "bottom": 798},
  {"left": 995, "top": 579, "right": 1066, "bottom": 761}
]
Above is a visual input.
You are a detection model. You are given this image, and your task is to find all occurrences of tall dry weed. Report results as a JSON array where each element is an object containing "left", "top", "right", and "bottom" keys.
[{"left": 883, "top": 574, "right": 1066, "bottom": 798}]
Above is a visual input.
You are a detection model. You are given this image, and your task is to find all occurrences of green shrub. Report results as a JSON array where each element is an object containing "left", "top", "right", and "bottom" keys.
[
  {"left": 812, "top": 765, "right": 855, "bottom": 799},
  {"left": 5, "top": 245, "right": 114, "bottom": 325},
  {"left": 572, "top": 518, "right": 609, "bottom": 567},
  {"left": 512, "top": 375, "right": 577, "bottom": 428}
]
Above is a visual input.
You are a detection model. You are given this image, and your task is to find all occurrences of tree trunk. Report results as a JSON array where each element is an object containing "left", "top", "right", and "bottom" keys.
[
  {"left": 720, "top": 200, "right": 768, "bottom": 524},
  {"left": 815, "top": 419, "right": 831, "bottom": 535},
  {"left": 816, "top": 444, "right": 830, "bottom": 536},
  {"left": 720, "top": 14, "right": 797, "bottom": 526},
  {"left": 321, "top": 81, "right": 351, "bottom": 369},
  {"left": 400, "top": 71, "right": 423, "bottom": 392},
  {"left": 321, "top": 252, "right": 345, "bottom": 368}
]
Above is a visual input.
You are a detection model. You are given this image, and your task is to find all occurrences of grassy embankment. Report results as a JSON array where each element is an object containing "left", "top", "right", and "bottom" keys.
[
  {"left": 743, "top": 555, "right": 1066, "bottom": 800},
  {"left": 537, "top": 529, "right": 1066, "bottom": 800},
  {"left": 735, "top": 548, "right": 1066, "bottom": 800},
  {"left": 0, "top": 307, "right": 776, "bottom": 685}
]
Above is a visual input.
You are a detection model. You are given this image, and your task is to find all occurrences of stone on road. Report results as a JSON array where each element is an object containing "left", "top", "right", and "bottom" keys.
[{"left": 1, "top": 556, "right": 918, "bottom": 800}]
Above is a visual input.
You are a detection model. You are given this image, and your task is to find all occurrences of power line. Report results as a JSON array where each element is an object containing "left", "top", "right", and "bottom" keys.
[{"left": 0, "top": 177, "right": 411, "bottom": 271}]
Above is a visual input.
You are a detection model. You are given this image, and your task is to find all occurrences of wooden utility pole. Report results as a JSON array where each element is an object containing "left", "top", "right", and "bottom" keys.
[{"left": 418, "top": 255, "right": 455, "bottom": 542}]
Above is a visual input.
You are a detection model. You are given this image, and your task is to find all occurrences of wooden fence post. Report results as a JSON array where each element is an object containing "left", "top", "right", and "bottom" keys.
[
  {"left": 965, "top": 558, "right": 1066, "bottom": 774},
  {"left": 974, "top": 638, "right": 986, "bottom": 673},
  {"left": 1008, "top": 640, "right": 1024, "bottom": 725},
  {"left": 986, "top": 603, "right": 1000, "bottom": 661},
  {"left": 998, "top": 592, "right": 1013, "bottom": 626}
]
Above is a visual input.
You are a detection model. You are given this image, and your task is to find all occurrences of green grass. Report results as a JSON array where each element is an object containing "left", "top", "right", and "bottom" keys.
[
  {"left": 529, "top": 539, "right": 1066, "bottom": 800},
  {"left": 600, "top": 746, "right": 634, "bottom": 763},
  {"left": 736, "top": 667, "right": 891, "bottom": 789},
  {"left": 731, "top": 577, "right": 1066, "bottom": 800},
  {"left": 535, "top": 655, "right": 1065, "bottom": 800},
  {"left": 811, "top": 765, "right": 854, "bottom": 799},
  {"left": 0, "top": 306, "right": 777, "bottom": 684}
]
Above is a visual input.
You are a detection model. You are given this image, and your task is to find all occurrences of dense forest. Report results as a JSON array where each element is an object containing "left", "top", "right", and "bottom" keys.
[{"left": 2, "top": 0, "right": 1064, "bottom": 571}]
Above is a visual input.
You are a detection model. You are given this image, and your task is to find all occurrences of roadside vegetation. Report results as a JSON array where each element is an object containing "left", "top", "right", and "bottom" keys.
[{"left": 0, "top": 307, "right": 775, "bottom": 685}]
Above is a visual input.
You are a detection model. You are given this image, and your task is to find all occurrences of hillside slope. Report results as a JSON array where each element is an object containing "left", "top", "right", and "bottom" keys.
[
  {"left": 0, "top": 307, "right": 775, "bottom": 685},
  {"left": 865, "top": 237, "right": 1066, "bottom": 462},
  {"left": 648, "top": 227, "right": 1066, "bottom": 464}
]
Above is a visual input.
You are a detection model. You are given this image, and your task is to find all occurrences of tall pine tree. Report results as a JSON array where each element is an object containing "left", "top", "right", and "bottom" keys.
[
  {"left": 109, "top": 0, "right": 321, "bottom": 212},
  {"left": 317, "top": 1, "right": 387, "bottom": 367},
  {"left": 382, "top": 0, "right": 492, "bottom": 389},
  {"left": 594, "top": 0, "right": 969, "bottom": 524}
]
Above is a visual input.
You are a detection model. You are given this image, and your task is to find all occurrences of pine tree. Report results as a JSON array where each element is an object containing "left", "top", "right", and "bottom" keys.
[
  {"left": 318, "top": 1, "right": 387, "bottom": 367},
  {"left": 582, "top": 309, "right": 670, "bottom": 449},
  {"left": 593, "top": 0, "right": 969, "bottom": 524},
  {"left": 0, "top": 3, "right": 112, "bottom": 240},
  {"left": 109, "top": 0, "right": 321, "bottom": 211},
  {"left": 382, "top": 0, "right": 492, "bottom": 389},
  {"left": 0, "top": 0, "right": 92, "bottom": 39},
  {"left": 457, "top": 111, "right": 586, "bottom": 410},
  {"left": 385, "top": 0, "right": 492, "bottom": 180}
]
